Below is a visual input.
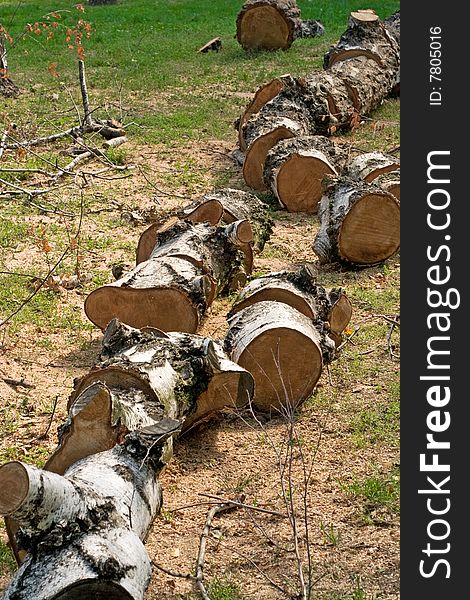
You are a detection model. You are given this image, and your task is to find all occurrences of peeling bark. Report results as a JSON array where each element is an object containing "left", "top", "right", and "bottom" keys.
[{"left": 2, "top": 320, "right": 254, "bottom": 596}]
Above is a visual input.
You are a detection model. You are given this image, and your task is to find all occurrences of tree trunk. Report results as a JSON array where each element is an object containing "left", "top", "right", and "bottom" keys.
[
  {"left": 236, "top": 0, "right": 324, "bottom": 51},
  {"left": 224, "top": 300, "right": 335, "bottom": 411},
  {"left": 313, "top": 178, "right": 400, "bottom": 266},
  {"left": 344, "top": 151, "right": 400, "bottom": 183},
  {"left": 86, "top": 220, "right": 254, "bottom": 332},
  {"left": 263, "top": 135, "right": 344, "bottom": 212},
  {"left": 3, "top": 319, "right": 255, "bottom": 589},
  {"left": 228, "top": 264, "right": 352, "bottom": 344}
]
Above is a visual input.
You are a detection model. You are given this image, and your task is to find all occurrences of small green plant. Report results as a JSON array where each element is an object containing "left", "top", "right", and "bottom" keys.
[
  {"left": 342, "top": 468, "right": 400, "bottom": 523},
  {"left": 207, "top": 576, "right": 244, "bottom": 600},
  {"left": 320, "top": 521, "right": 340, "bottom": 546},
  {"left": 0, "top": 538, "right": 16, "bottom": 576}
]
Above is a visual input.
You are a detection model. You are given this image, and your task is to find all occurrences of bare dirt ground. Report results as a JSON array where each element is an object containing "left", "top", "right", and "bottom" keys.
[{"left": 0, "top": 131, "right": 400, "bottom": 599}]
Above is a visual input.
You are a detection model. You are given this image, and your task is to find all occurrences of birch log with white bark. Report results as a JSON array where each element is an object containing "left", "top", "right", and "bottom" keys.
[
  {"left": 1, "top": 319, "right": 254, "bottom": 597},
  {"left": 228, "top": 264, "right": 352, "bottom": 346},
  {"left": 313, "top": 177, "right": 400, "bottom": 266}
]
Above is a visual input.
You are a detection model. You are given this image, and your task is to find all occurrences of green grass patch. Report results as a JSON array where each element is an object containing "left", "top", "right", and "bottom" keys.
[
  {"left": 207, "top": 576, "right": 245, "bottom": 600},
  {"left": 342, "top": 468, "right": 400, "bottom": 524},
  {"left": 0, "top": 538, "right": 16, "bottom": 577}
]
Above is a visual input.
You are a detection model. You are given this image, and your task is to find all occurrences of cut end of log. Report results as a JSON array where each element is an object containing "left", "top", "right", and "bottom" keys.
[
  {"left": 238, "top": 79, "right": 287, "bottom": 150},
  {"left": 45, "top": 383, "right": 118, "bottom": 476},
  {"left": 350, "top": 9, "right": 379, "bottom": 22},
  {"left": 275, "top": 153, "right": 336, "bottom": 213},
  {"left": 328, "top": 293, "right": 353, "bottom": 334},
  {"left": 237, "top": 5, "right": 294, "bottom": 51},
  {"left": 136, "top": 217, "right": 180, "bottom": 266},
  {"left": 238, "top": 326, "right": 322, "bottom": 411},
  {"left": 338, "top": 192, "right": 400, "bottom": 265},
  {"left": 0, "top": 462, "right": 29, "bottom": 516},
  {"left": 230, "top": 287, "right": 314, "bottom": 320},
  {"left": 84, "top": 285, "right": 202, "bottom": 333},
  {"left": 243, "top": 127, "right": 296, "bottom": 190}
]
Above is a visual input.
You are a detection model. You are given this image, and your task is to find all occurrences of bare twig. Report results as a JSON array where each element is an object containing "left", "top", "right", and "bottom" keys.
[
  {"left": 195, "top": 503, "right": 235, "bottom": 600},
  {"left": 78, "top": 60, "right": 93, "bottom": 128},
  {"left": 197, "top": 492, "right": 286, "bottom": 518},
  {"left": 38, "top": 395, "right": 59, "bottom": 439}
]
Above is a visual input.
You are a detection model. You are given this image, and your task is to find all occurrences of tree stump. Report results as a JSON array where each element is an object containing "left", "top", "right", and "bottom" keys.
[
  {"left": 313, "top": 178, "right": 400, "bottom": 266},
  {"left": 228, "top": 265, "right": 352, "bottom": 345},
  {"left": 264, "top": 136, "right": 344, "bottom": 212},
  {"left": 2, "top": 320, "right": 255, "bottom": 588},
  {"left": 86, "top": 219, "right": 255, "bottom": 332},
  {"left": 224, "top": 300, "right": 335, "bottom": 411}
]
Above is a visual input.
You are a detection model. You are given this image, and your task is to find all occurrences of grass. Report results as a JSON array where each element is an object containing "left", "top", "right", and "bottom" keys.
[
  {"left": 207, "top": 576, "right": 245, "bottom": 600},
  {"left": 342, "top": 467, "right": 400, "bottom": 524}
]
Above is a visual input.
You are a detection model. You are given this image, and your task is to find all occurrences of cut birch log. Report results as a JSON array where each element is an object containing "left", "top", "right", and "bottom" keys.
[
  {"left": 228, "top": 264, "right": 352, "bottom": 342},
  {"left": 344, "top": 151, "right": 400, "bottom": 183},
  {"left": 236, "top": 0, "right": 324, "bottom": 51},
  {"left": 374, "top": 169, "right": 400, "bottom": 201},
  {"left": 323, "top": 9, "right": 399, "bottom": 72},
  {"left": 263, "top": 135, "right": 344, "bottom": 212},
  {"left": 313, "top": 178, "right": 400, "bottom": 266},
  {"left": 4, "top": 319, "right": 254, "bottom": 575},
  {"left": 237, "top": 75, "right": 296, "bottom": 151},
  {"left": 224, "top": 300, "right": 335, "bottom": 411},
  {"left": 136, "top": 196, "right": 224, "bottom": 265},
  {"left": 200, "top": 187, "right": 274, "bottom": 251},
  {"left": 242, "top": 90, "right": 315, "bottom": 191},
  {"left": 87, "top": 219, "right": 254, "bottom": 332},
  {"left": 85, "top": 255, "right": 215, "bottom": 333},
  {"left": 238, "top": 9, "right": 400, "bottom": 193},
  {"left": 136, "top": 189, "right": 273, "bottom": 271},
  {"left": 1, "top": 447, "right": 161, "bottom": 600}
]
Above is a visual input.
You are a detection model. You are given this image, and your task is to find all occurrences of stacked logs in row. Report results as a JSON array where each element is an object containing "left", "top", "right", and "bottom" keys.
[
  {"left": 85, "top": 188, "right": 274, "bottom": 334},
  {"left": 238, "top": 9, "right": 400, "bottom": 191},
  {"left": 224, "top": 264, "right": 352, "bottom": 411},
  {"left": 236, "top": 0, "right": 324, "bottom": 51},
  {"left": 234, "top": 10, "right": 401, "bottom": 266},
  {"left": 1, "top": 319, "right": 256, "bottom": 598}
]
